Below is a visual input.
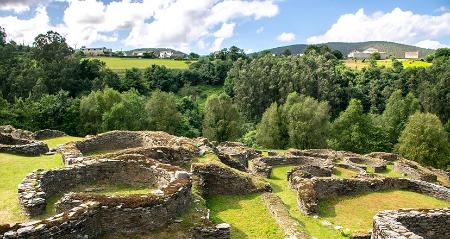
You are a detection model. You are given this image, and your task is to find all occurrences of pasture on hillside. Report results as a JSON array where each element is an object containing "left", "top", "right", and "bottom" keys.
[
  {"left": 88, "top": 57, "right": 192, "bottom": 71},
  {"left": 343, "top": 59, "right": 431, "bottom": 69}
]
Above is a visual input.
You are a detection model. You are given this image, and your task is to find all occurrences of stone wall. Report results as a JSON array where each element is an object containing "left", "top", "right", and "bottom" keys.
[
  {"left": 18, "top": 156, "right": 184, "bottom": 216},
  {"left": 216, "top": 142, "right": 261, "bottom": 168},
  {"left": 61, "top": 130, "right": 200, "bottom": 165},
  {"left": 394, "top": 159, "right": 437, "bottom": 182},
  {"left": 192, "top": 223, "right": 231, "bottom": 239},
  {"left": 290, "top": 176, "right": 450, "bottom": 215},
  {"left": 372, "top": 208, "right": 450, "bottom": 239},
  {"left": 2, "top": 177, "right": 191, "bottom": 238},
  {"left": 0, "top": 125, "right": 34, "bottom": 140},
  {"left": 192, "top": 163, "right": 271, "bottom": 195},
  {"left": 287, "top": 165, "right": 333, "bottom": 180},
  {"left": 32, "top": 129, "right": 66, "bottom": 140},
  {"left": 0, "top": 132, "right": 48, "bottom": 156},
  {"left": 250, "top": 155, "right": 332, "bottom": 178}
]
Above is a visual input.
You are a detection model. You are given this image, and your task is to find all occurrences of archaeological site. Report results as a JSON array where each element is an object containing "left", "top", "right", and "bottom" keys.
[{"left": 0, "top": 125, "right": 449, "bottom": 239}]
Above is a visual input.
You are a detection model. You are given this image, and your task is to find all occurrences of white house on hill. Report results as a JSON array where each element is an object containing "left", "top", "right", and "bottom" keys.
[
  {"left": 159, "top": 51, "right": 173, "bottom": 58},
  {"left": 348, "top": 47, "right": 387, "bottom": 60},
  {"left": 405, "top": 51, "right": 419, "bottom": 59},
  {"left": 80, "top": 47, "right": 112, "bottom": 56}
]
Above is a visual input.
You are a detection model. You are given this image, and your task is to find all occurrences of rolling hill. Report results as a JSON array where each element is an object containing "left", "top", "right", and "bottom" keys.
[{"left": 263, "top": 41, "right": 435, "bottom": 58}]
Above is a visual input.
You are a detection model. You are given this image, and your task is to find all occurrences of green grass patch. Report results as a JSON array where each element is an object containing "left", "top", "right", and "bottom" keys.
[
  {"left": 88, "top": 57, "right": 191, "bottom": 70},
  {"left": 319, "top": 190, "right": 450, "bottom": 234},
  {"left": 43, "top": 136, "right": 83, "bottom": 148},
  {"left": 343, "top": 59, "right": 431, "bottom": 70},
  {"left": 0, "top": 137, "right": 83, "bottom": 224},
  {"left": 376, "top": 164, "right": 404, "bottom": 178},
  {"left": 0, "top": 153, "right": 64, "bottom": 224},
  {"left": 332, "top": 167, "right": 358, "bottom": 178},
  {"left": 268, "top": 166, "right": 347, "bottom": 239},
  {"left": 207, "top": 193, "right": 285, "bottom": 239}
]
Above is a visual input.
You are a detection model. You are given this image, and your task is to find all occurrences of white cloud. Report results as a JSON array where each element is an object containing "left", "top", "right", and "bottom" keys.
[
  {"left": 256, "top": 26, "right": 264, "bottom": 34},
  {"left": 0, "top": 0, "right": 278, "bottom": 52},
  {"left": 210, "top": 22, "right": 236, "bottom": 51},
  {"left": 307, "top": 8, "right": 450, "bottom": 45},
  {"left": 0, "top": 7, "right": 52, "bottom": 44},
  {"left": 277, "top": 32, "right": 296, "bottom": 43},
  {"left": 415, "top": 40, "right": 449, "bottom": 49}
]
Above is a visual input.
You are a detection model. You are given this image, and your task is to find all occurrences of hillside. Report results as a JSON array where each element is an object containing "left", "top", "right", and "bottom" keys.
[
  {"left": 263, "top": 41, "right": 435, "bottom": 58},
  {"left": 123, "top": 48, "right": 187, "bottom": 57}
]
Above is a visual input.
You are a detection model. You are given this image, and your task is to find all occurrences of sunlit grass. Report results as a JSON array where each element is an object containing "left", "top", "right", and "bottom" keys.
[
  {"left": 319, "top": 190, "right": 450, "bottom": 234},
  {"left": 0, "top": 136, "right": 82, "bottom": 224},
  {"left": 207, "top": 193, "right": 285, "bottom": 239},
  {"left": 343, "top": 59, "right": 431, "bottom": 70},
  {"left": 43, "top": 136, "right": 83, "bottom": 148},
  {"left": 268, "top": 166, "right": 347, "bottom": 239},
  {"left": 0, "top": 153, "right": 64, "bottom": 224},
  {"left": 89, "top": 57, "right": 191, "bottom": 70},
  {"left": 333, "top": 167, "right": 358, "bottom": 178}
]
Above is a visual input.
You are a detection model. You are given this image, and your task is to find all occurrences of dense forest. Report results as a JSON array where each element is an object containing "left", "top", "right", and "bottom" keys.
[{"left": 0, "top": 27, "right": 449, "bottom": 169}]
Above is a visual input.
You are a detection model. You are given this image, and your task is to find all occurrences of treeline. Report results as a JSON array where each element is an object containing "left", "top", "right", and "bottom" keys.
[{"left": 0, "top": 28, "right": 449, "bottom": 169}]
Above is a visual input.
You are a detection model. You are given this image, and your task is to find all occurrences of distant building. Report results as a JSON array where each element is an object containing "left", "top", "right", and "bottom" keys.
[
  {"left": 348, "top": 47, "right": 387, "bottom": 60},
  {"left": 405, "top": 51, "right": 419, "bottom": 59},
  {"left": 80, "top": 47, "right": 112, "bottom": 56},
  {"left": 133, "top": 51, "right": 145, "bottom": 57},
  {"left": 159, "top": 50, "right": 173, "bottom": 58}
]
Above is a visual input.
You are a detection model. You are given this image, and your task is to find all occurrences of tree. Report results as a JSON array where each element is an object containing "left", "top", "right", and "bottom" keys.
[
  {"left": 395, "top": 113, "right": 449, "bottom": 169},
  {"left": 380, "top": 90, "right": 419, "bottom": 148},
  {"left": 0, "top": 26, "right": 6, "bottom": 46},
  {"left": 189, "top": 52, "right": 200, "bottom": 59},
  {"left": 32, "top": 31, "right": 73, "bottom": 63},
  {"left": 256, "top": 103, "right": 284, "bottom": 148},
  {"left": 102, "top": 90, "right": 146, "bottom": 131},
  {"left": 203, "top": 93, "right": 241, "bottom": 142},
  {"left": 282, "top": 93, "right": 330, "bottom": 149},
  {"left": 144, "top": 65, "right": 180, "bottom": 92},
  {"left": 329, "top": 99, "right": 387, "bottom": 153},
  {"left": 282, "top": 48, "right": 292, "bottom": 56},
  {"left": 145, "top": 90, "right": 181, "bottom": 134},
  {"left": 370, "top": 52, "right": 381, "bottom": 60},
  {"left": 79, "top": 88, "right": 122, "bottom": 134},
  {"left": 122, "top": 68, "right": 148, "bottom": 94}
]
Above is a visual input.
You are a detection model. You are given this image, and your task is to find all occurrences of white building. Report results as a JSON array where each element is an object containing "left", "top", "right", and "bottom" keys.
[
  {"left": 80, "top": 47, "right": 112, "bottom": 56},
  {"left": 405, "top": 51, "right": 419, "bottom": 59},
  {"left": 348, "top": 47, "right": 387, "bottom": 60},
  {"left": 159, "top": 50, "right": 173, "bottom": 58}
]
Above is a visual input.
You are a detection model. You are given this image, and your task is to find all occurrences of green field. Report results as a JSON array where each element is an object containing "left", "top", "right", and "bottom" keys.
[
  {"left": 88, "top": 57, "right": 191, "bottom": 71},
  {"left": 319, "top": 190, "right": 450, "bottom": 233},
  {"left": 0, "top": 136, "right": 81, "bottom": 224},
  {"left": 344, "top": 59, "right": 431, "bottom": 69}
]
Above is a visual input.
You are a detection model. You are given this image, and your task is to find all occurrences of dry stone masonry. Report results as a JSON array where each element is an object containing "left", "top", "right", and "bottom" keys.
[{"left": 0, "top": 126, "right": 48, "bottom": 156}]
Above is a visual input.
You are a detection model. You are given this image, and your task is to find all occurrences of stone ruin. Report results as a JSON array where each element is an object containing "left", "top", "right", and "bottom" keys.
[
  {"left": 0, "top": 125, "right": 48, "bottom": 156},
  {"left": 248, "top": 148, "right": 450, "bottom": 238},
  {"left": 1, "top": 127, "right": 449, "bottom": 239},
  {"left": 372, "top": 208, "right": 450, "bottom": 239}
]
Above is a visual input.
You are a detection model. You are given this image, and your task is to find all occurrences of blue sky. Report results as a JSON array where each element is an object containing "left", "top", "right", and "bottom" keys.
[{"left": 0, "top": 0, "right": 449, "bottom": 53}]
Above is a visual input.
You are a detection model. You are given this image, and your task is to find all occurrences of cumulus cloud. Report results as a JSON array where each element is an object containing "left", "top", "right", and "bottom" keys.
[
  {"left": 277, "top": 32, "right": 296, "bottom": 43},
  {"left": 415, "top": 40, "right": 449, "bottom": 49},
  {"left": 0, "top": 7, "right": 52, "bottom": 45},
  {"left": 0, "top": 0, "right": 54, "bottom": 13},
  {"left": 0, "top": 0, "right": 279, "bottom": 52},
  {"left": 307, "top": 8, "right": 450, "bottom": 46}
]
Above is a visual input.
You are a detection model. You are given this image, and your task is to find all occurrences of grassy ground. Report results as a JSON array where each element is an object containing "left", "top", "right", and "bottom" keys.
[
  {"left": 332, "top": 167, "right": 358, "bottom": 178},
  {"left": 44, "top": 136, "right": 83, "bottom": 148},
  {"left": 343, "top": 59, "right": 431, "bottom": 70},
  {"left": 207, "top": 193, "right": 285, "bottom": 239},
  {"left": 319, "top": 190, "right": 450, "bottom": 234},
  {"left": 268, "top": 166, "right": 347, "bottom": 239},
  {"left": 88, "top": 57, "right": 191, "bottom": 70},
  {"left": 0, "top": 136, "right": 81, "bottom": 224}
]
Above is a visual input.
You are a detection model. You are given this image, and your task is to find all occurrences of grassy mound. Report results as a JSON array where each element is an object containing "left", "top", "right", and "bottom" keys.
[{"left": 319, "top": 190, "right": 450, "bottom": 234}]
